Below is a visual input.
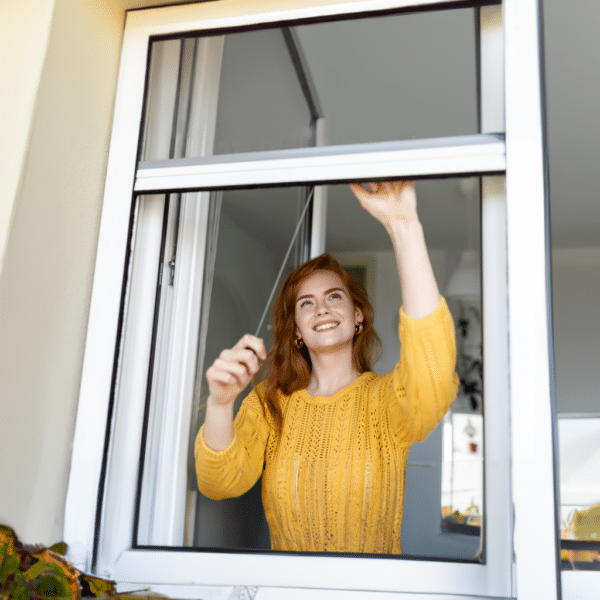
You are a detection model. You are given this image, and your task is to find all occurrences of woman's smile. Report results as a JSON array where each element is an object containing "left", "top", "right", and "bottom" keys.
[{"left": 314, "top": 320, "right": 340, "bottom": 332}]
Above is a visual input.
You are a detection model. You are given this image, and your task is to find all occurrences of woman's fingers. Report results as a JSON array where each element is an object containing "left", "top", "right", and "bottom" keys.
[
  {"left": 218, "top": 349, "right": 260, "bottom": 378},
  {"left": 206, "top": 365, "right": 240, "bottom": 389},
  {"left": 234, "top": 334, "right": 267, "bottom": 360},
  {"left": 206, "top": 334, "right": 266, "bottom": 405},
  {"left": 349, "top": 180, "right": 417, "bottom": 226},
  {"left": 209, "top": 362, "right": 247, "bottom": 390},
  {"left": 349, "top": 182, "right": 369, "bottom": 201},
  {"left": 206, "top": 362, "right": 248, "bottom": 404}
]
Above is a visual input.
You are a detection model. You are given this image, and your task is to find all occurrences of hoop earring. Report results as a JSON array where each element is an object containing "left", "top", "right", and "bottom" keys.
[
  {"left": 355, "top": 323, "right": 363, "bottom": 334},
  {"left": 295, "top": 338, "right": 304, "bottom": 348}
]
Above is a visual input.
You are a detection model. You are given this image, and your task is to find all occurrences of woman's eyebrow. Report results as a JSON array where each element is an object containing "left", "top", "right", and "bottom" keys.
[
  {"left": 325, "top": 287, "right": 346, "bottom": 296},
  {"left": 296, "top": 294, "right": 313, "bottom": 302},
  {"left": 296, "top": 287, "right": 346, "bottom": 303}
]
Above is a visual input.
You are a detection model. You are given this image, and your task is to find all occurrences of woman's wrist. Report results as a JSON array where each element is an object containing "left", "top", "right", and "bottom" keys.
[
  {"left": 204, "top": 395, "right": 235, "bottom": 451},
  {"left": 207, "top": 393, "right": 235, "bottom": 410},
  {"left": 386, "top": 217, "right": 424, "bottom": 248}
]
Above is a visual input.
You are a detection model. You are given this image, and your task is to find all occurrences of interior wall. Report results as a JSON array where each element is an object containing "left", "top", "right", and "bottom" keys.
[
  {"left": 332, "top": 249, "right": 447, "bottom": 372},
  {"left": 552, "top": 248, "right": 600, "bottom": 414},
  {"left": 544, "top": 1, "right": 600, "bottom": 248}
]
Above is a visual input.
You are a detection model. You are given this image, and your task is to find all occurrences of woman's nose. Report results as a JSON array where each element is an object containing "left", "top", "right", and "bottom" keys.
[{"left": 315, "top": 299, "right": 330, "bottom": 314}]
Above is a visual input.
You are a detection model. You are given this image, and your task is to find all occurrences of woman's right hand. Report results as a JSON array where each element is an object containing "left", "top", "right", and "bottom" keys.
[{"left": 206, "top": 334, "right": 267, "bottom": 406}]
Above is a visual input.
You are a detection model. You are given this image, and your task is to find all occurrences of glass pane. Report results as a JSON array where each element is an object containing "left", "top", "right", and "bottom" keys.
[
  {"left": 131, "top": 185, "right": 310, "bottom": 548},
  {"left": 213, "top": 29, "right": 312, "bottom": 155},
  {"left": 325, "top": 177, "right": 482, "bottom": 560},
  {"left": 142, "top": 32, "right": 311, "bottom": 162},
  {"left": 134, "top": 178, "right": 482, "bottom": 559},
  {"left": 141, "top": 8, "right": 478, "bottom": 160},
  {"left": 545, "top": 0, "right": 600, "bottom": 573},
  {"left": 188, "top": 186, "right": 310, "bottom": 549},
  {"left": 552, "top": 250, "right": 600, "bottom": 571}
]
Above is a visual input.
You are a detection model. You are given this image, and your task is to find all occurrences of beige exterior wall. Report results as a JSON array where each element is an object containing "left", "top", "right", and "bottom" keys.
[
  {"left": 0, "top": 0, "right": 55, "bottom": 270},
  {"left": 0, "top": 0, "right": 126, "bottom": 545}
]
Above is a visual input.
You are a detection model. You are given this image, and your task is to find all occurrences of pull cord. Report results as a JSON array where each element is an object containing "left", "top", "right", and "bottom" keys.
[{"left": 254, "top": 187, "right": 315, "bottom": 338}]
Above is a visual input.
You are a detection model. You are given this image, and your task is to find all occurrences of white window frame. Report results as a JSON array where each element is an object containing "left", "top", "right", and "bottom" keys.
[{"left": 63, "top": 0, "right": 573, "bottom": 598}]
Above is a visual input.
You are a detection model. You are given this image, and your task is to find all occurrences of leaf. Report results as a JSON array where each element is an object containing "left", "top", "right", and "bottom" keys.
[
  {"left": 84, "top": 574, "right": 117, "bottom": 599},
  {"left": 48, "top": 543, "right": 67, "bottom": 556}
]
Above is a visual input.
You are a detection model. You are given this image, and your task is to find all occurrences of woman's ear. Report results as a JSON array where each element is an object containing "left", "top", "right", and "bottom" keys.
[{"left": 355, "top": 307, "right": 363, "bottom": 325}]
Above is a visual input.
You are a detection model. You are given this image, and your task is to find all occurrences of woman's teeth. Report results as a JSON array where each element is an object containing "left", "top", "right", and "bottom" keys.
[{"left": 315, "top": 322, "right": 338, "bottom": 331}]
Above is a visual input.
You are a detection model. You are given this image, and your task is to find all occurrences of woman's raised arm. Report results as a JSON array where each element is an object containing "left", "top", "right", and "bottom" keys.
[{"left": 349, "top": 181, "right": 440, "bottom": 319}]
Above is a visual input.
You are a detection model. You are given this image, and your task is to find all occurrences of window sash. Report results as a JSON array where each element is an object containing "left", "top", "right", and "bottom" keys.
[
  {"left": 133, "top": 32, "right": 225, "bottom": 548},
  {"left": 126, "top": 0, "right": 495, "bottom": 39},
  {"left": 85, "top": 172, "right": 512, "bottom": 599},
  {"left": 105, "top": 176, "right": 509, "bottom": 600},
  {"left": 135, "top": 192, "right": 213, "bottom": 547},
  {"left": 503, "top": 0, "right": 562, "bottom": 597}
]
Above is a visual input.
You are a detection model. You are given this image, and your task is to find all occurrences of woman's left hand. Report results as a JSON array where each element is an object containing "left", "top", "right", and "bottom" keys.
[{"left": 349, "top": 180, "right": 418, "bottom": 231}]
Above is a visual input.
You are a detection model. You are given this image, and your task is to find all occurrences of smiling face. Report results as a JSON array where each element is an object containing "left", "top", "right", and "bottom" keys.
[{"left": 294, "top": 270, "right": 363, "bottom": 354}]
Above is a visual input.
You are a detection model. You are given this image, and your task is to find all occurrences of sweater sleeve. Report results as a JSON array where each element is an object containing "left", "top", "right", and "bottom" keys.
[
  {"left": 194, "top": 390, "right": 270, "bottom": 500},
  {"left": 386, "top": 296, "right": 460, "bottom": 443}
]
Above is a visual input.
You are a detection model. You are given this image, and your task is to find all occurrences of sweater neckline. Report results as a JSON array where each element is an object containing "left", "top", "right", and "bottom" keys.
[{"left": 297, "top": 372, "right": 373, "bottom": 404}]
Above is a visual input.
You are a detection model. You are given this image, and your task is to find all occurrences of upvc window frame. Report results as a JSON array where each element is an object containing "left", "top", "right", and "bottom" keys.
[{"left": 63, "top": 0, "right": 565, "bottom": 598}]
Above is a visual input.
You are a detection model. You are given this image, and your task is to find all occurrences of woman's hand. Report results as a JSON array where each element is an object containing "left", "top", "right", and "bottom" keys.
[
  {"left": 349, "top": 180, "right": 418, "bottom": 232},
  {"left": 206, "top": 334, "right": 267, "bottom": 406}
]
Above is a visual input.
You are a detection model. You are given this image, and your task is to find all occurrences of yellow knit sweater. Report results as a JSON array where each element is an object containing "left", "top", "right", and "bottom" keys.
[{"left": 195, "top": 298, "right": 459, "bottom": 554}]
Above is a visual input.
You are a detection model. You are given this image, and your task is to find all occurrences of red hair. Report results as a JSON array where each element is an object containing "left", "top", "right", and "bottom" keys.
[{"left": 255, "top": 254, "right": 381, "bottom": 434}]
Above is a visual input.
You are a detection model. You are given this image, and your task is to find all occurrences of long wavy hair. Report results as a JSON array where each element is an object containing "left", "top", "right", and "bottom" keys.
[{"left": 255, "top": 254, "right": 381, "bottom": 434}]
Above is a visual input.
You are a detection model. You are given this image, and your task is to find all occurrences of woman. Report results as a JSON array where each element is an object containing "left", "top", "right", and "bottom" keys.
[{"left": 195, "top": 180, "right": 459, "bottom": 554}]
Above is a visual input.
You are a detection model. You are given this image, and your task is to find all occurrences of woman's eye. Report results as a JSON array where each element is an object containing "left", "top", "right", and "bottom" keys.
[
  {"left": 328, "top": 293, "right": 342, "bottom": 301},
  {"left": 299, "top": 299, "right": 312, "bottom": 308}
]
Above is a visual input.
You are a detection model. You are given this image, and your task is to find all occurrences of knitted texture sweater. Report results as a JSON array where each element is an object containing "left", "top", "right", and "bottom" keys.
[{"left": 195, "top": 297, "right": 459, "bottom": 554}]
